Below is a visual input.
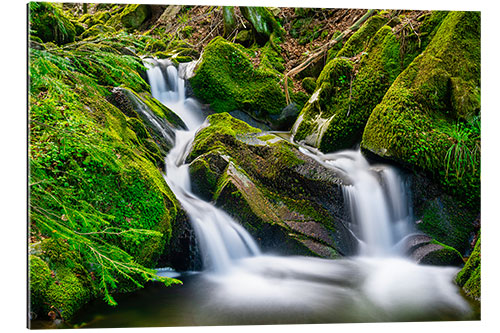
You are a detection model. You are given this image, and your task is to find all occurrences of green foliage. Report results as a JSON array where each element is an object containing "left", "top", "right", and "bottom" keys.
[
  {"left": 29, "top": 33, "right": 182, "bottom": 315},
  {"left": 443, "top": 118, "right": 480, "bottom": 180}
]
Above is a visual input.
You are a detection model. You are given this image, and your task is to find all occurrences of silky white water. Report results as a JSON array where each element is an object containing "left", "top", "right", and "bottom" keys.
[{"left": 141, "top": 59, "right": 472, "bottom": 322}]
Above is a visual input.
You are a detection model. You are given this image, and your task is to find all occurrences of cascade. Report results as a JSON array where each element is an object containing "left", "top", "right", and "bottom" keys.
[
  {"left": 298, "top": 148, "right": 412, "bottom": 256},
  {"left": 138, "top": 58, "right": 471, "bottom": 321},
  {"left": 144, "top": 58, "right": 260, "bottom": 272}
]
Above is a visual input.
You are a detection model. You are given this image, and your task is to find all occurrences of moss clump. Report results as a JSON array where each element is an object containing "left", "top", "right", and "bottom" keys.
[
  {"left": 336, "top": 14, "right": 387, "bottom": 58},
  {"left": 190, "top": 37, "right": 287, "bottom": 119},
  {"left": 29, "top": 255, "right": 52, "bottom": 315},
  {"left": 293, "top": 58, "right": 353, "bottom": 146},
  {"left": 361, "top": 11, "right": 480, "bottom": 206},
  {"left": 456, "top": 234, "right": 480, "bottom": 300},
  {"left": 79, "top": 24, "right": 115, "bottom": 39},
  {"left": 418, "top": 240, "right": 464, "bottom": 266},
  {"left": 311, "top": 25, "right": 402, "bottom": 152},
  {"left": 120, "top": 4, "right": 151, "bottom": 30},
  {"left": 302, "top": 77, "right": 317, "bottom": 94},
  {"left": 29, "top": 2, "right": 76, "bottom": 45},
  {"left": 189, "top": 113, "right": 261, "bottom": 159}
]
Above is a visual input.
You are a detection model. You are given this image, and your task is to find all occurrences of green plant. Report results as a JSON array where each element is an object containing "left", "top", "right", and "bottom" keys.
[{"left": 443, "top": 119, "right": 480, "bottom": 179}]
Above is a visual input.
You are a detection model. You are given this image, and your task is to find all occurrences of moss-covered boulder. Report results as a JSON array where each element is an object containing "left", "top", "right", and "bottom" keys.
[
  {"left": 120, "top": 4, "right": 152, "bottom": 30},
  {"left": 361, "top": 11, "right": 480, "bottom": 206},
  {"left": 456, "top": 234, "right": 480, "bottom": 300},
  {"left": 187, "top": 113, "right": 357, "bottom": 257},
  {"left": 336, "top": 14, "right": 387, "bottom": 58},
  {"left": 29, "top": 2, "right": 76, "bottom": 45},
  {"left": 107, "top": 87, "right": 186, "bottom": 160},
  {"left": 190, "top": 37, "right": 287, "bottom": 123},
  {"left": 292, "top": 11, "right": 448, "bottom": 152}
]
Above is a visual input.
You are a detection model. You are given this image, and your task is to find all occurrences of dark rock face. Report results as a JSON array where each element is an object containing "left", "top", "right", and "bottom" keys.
[
  {"left": 187, "top": 113, "right": 358, "bottom": 257},
  {"left": 157, "top": 211, "right": 202, "bottom": 271},
  {"left": 409, "top": 170, "right": 479, "bottom": 255}
]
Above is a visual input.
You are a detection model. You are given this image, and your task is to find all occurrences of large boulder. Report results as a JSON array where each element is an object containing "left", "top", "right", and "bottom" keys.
[
  {"left": 120, "top": 4, "right": 152, "bottom": 30},
  {"left": 187, "top": 113, "right": 357, "bottom": 257},
  {"left": 292, "top": 11, "right": 447, "bottom": 152},
  {"left": 189, "top": 37, "right": 287, "bottom": 124},
  {"left": 361, "top": 11, "right": 480, "bottom": 206}
]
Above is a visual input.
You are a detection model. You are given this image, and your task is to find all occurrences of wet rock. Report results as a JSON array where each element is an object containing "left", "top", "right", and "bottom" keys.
[
  {"left": 187, "top": 113, "right": 357, "bottom": 257},
  {"left": 410, "top": 242, "right": 463, "bottom": 266}
]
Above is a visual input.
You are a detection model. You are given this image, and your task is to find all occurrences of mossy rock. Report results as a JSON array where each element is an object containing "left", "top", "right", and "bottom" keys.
[
  {"left": 29, "top": 34, "right": 185, "bottom": 318},
  {"left": 336, "top": 14, "right": 387, "bottom": 58},
  {"left": 120, "top": 4, "right": 152, "bottom": 30},
  {"left": 292, "top": 11, "right": 447, "bottom": 153},
  {"left": 187, "top": 113, "right": 357, "bottom": 257},
  {"left": 29, "top": 255, "right": 52, "bottom": 315},
  {"left": 80, "top": 24, "right": 115, "bottom": 39},
  {"left": 361, "top": 11, "right": 480, "bottom": 206},
  {"left": 456, "top": 234, "right": 480, "bottom": 300},
  {"left": 28, "top": 239, "right": 97, "bottom": 321},
  {"left": 411, "top": 240, "right": 464, "bottom": 266},
  {"left": 190, "top": 37, "right": 287, "bottom": 122},
  {"left": 29, "top": 2, "right": 76, "bottom": 45}
]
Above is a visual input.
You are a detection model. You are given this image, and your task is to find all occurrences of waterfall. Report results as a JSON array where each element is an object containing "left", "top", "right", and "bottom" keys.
[
  {"left": 298, "top": 148, "right": 412, "bottom": 256},
  {"left": 139, "top": 59, "right": 470, "bottom": 321},
  {"left": 144, "top": 58, "right": 260, "bottom": 272}
]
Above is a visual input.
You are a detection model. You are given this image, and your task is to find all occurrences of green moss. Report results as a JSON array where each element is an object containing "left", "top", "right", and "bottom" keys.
[
  {"left": 189, "top": 157, "right": 220, "bottom": 200},
  {"left": 419, "top": 240, "right": 464, "bottom": 266},
  {"left": 190, "top": 37, "right": 287, "bottom": 119},
  {"left": 29, "top": 2, "right": 76, "bottom": 45},
  {"left": 456, "top": 234, "right": 481, "bottom": 300},
  {"left": 80, "top": 24, "right": 115, "bottom": 39},
  {"left": 302, "top": 77, "right": 317, "bottom": 94},
  {"left": 336, "top": 14, "right": 387, "bottom": 58},
  {"left": 361, "top": 11, "right": 480, "bottom": 206},
  {"left": 29, "top": 255, "right": 52, "bottom": 314},
  {"left": 189, "top": 113, "right": 261, "bottom": 159},
  {"left": 120, "top": 4, "right": 151, "bottom": 30},
  {"left": 45, "top": 267, "right": 93, "bottom": 320}
]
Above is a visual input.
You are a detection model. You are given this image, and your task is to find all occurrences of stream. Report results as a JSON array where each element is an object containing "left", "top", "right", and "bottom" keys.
[{"left": 65, "top": 59, "right": 479, "bottom": 328}]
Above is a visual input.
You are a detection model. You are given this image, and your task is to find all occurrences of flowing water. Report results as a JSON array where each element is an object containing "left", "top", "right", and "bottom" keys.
[{"left": 66, "top": 59, "right": 478, "bottom": 328}]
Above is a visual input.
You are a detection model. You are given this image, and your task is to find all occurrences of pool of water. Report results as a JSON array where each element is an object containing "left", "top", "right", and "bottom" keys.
[{"left": 32, "top": 256, "right": 480, "bottom": 329}]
